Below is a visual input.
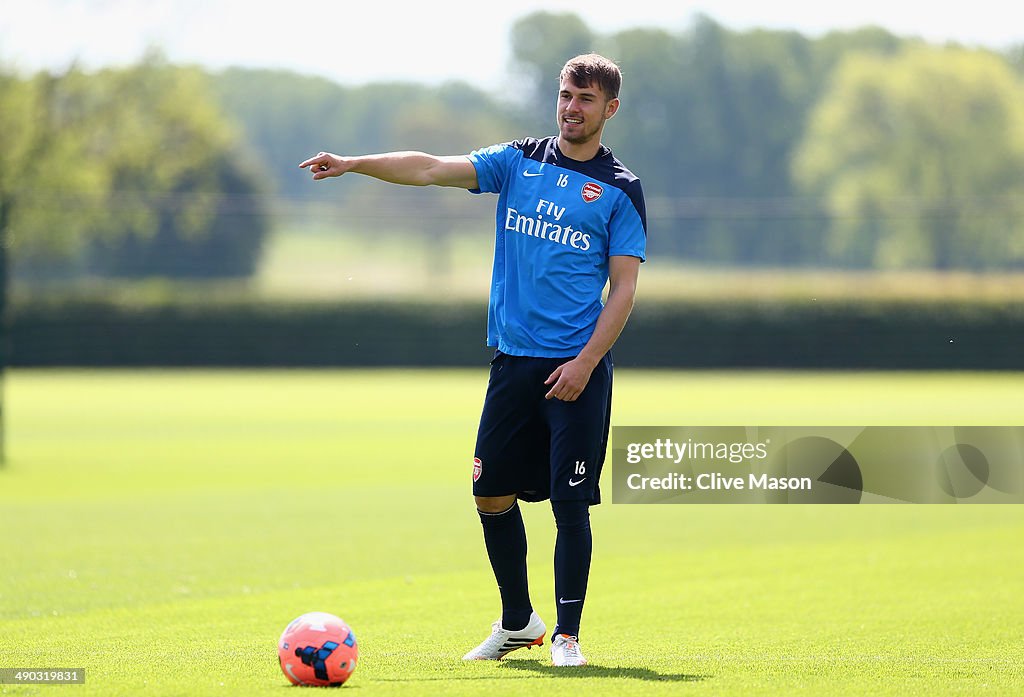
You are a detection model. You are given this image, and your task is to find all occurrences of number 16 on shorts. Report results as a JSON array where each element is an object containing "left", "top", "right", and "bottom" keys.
[{"left": 568, "top": 460, "right": 588, "bottom": 489}]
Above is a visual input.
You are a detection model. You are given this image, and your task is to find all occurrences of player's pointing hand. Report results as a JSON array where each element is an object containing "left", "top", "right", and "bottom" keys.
[{"left": 299, "top": 152, "right": 344, "bottom": 180}]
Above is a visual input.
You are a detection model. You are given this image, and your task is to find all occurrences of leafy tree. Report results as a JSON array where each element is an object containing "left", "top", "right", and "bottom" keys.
[
  {"left": 82, "top": 57, "right": 270, "bottom": 278},
  {"left": 3, "top": 54, "right": 270, "bottom": 280},
  {"left": 509, "top": 14, "right": 907, "bottom": 265},
  {"left": 87, "top": 157, "right": 270, "bottom": 278},
  {"left": 1004, "top": 43, "right": 1024, "bottom": 76},
  {"left": 793, "top": 45, "right": 1024, "bottom": 269},
  {"left": 508, "top": 11, "right": 597, "bottom": 133},
  {"left": 1, "top": 68, "right": 111, "bottom": 266},
  {"left": 608, "top": 18, "right": 825, "bottom": 263}
]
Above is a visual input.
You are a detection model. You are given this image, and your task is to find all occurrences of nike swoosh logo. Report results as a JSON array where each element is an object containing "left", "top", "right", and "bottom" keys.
[
  {"left": 522, "top": 170, "right": 543, "bottom": 177},
  {"left": 559, "top": 597, "right": 583, "bottom": 604},
  {"left": 568, "top": 478, "right": 587, "bottom": 487}
]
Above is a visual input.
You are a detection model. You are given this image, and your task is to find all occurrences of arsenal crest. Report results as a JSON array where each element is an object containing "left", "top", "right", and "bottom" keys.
[
  {"left": 581, "top": 181, "right": 603, "bottom": 203},
  {"left": 473, "top": 457, "right": 483, "bottom": 482}
]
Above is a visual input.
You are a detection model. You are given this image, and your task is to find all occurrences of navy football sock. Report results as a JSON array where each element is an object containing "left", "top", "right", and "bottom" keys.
[
  {"left": 551, "top": 499, "right": 592, "bottom": 639},
  {"left": 478, "top": 501, "right": 532, "bottom": 631}
]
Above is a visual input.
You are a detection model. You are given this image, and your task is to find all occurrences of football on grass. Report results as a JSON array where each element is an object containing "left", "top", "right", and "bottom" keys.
[{"left": 278, "top": 612, "right": 358, "bottom": 687}]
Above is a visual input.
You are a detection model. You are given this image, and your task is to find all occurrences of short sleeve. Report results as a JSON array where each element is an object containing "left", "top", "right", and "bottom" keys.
[
  {"left": 467, "top": 143, "right": 513, "bottom": 194},
  {"left": 608, "top": 180, "right": 648, "bottom": 261}
]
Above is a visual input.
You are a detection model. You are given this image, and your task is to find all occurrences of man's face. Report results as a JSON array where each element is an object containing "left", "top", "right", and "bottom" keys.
[{"left": 556, "top": 78, "right": 619, "bottom": 147}]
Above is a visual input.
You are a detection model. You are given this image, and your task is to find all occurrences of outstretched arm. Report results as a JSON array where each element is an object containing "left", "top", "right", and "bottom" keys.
[
  {"left": 544, "top": 254, "right": 641, "bottom": 402},
  {"left": 298, "top": 151, "right": 478, "bottom": 189}
]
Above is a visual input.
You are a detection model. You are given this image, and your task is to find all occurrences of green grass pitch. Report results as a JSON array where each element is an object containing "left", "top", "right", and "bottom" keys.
[{"left": 1, "top": 369, "right": 1022, "bottom": 696}]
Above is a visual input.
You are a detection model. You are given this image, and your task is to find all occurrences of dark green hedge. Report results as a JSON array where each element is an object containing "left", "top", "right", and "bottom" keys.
[
  {"left": 614, "top": 299, "right": 1023, "bottom": 369},
  {"left": 8, "top": 297, "right": 1023, "bottom": 369}
]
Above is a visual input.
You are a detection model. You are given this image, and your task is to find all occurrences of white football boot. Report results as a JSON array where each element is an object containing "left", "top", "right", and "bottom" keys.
[
  {"left": 550, "top": 633, "right": 587, "bottom": 667},
  {"left": 462, "top": 611, "right": 546, "bottom": 660}
]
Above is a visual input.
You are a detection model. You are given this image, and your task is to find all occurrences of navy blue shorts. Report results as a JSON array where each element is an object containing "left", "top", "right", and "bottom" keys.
[{"left": 472, "top": 351, "right": 613, "bottom": 505}]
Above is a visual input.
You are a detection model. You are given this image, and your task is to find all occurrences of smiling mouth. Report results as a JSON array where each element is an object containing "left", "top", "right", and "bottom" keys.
[{"left": 563, "top": 116, "right": 583, "bottom": 125}]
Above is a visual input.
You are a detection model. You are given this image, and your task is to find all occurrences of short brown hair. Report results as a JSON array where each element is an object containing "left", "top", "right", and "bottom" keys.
[{"left": 560, "top": 53, "right": 621, "bottom": 101}]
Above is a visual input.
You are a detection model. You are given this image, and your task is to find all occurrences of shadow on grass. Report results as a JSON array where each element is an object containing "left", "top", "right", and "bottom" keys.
[
  {"left": 499, "top": 659, "right": 709, "bottom": 682},
  {"left": 368, "top": 659, "right": 710, "bottom": 684}
]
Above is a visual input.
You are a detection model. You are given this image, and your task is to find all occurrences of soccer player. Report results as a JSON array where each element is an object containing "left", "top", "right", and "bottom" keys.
[{"left": 299, "top": 53, "right": 647, "bottom": 667}]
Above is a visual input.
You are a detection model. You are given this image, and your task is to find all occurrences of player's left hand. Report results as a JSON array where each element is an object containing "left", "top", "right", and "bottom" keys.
[{"left": 544, "top": 358, "right": 595, "bottom": 402}]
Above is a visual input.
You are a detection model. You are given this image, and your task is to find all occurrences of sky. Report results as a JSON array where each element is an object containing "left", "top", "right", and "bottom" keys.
[{"left": 1, "top": 0, "right": 1021, "bottom": 89}]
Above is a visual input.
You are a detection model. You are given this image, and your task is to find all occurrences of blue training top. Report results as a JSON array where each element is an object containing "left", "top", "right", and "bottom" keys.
[{"left": 467, "top": 136, "right": 647, "bottom": 358}]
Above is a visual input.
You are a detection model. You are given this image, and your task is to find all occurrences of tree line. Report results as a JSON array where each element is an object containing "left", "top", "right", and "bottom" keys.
[
  {"left": 3, "top": 12, "right": 1024, "bottom": 280},
  {"left": 1, "top": 51, "right": 270, "bottom": 281}
]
